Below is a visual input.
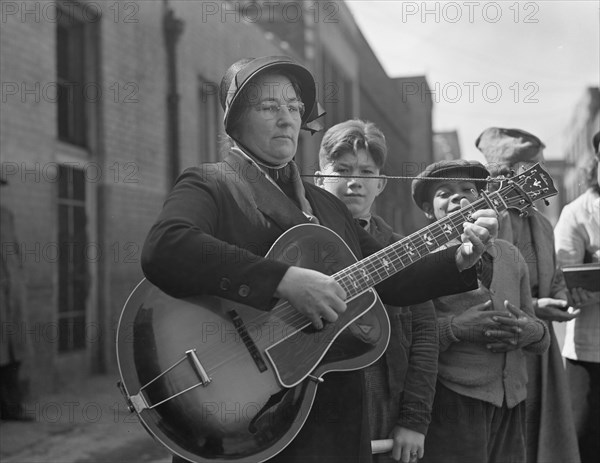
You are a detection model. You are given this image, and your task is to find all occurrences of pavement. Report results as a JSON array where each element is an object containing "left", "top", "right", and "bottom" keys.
[{"left": 0, "top": 374, "right": 172, "bottom": 463}]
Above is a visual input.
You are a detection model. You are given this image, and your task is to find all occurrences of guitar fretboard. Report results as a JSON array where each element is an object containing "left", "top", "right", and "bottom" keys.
[{"left": 334, "top": 190, "right": 508, "bottom": 298}]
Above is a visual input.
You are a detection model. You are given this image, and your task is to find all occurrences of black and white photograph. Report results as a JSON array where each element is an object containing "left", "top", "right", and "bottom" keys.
[{"left": 1, "top": 1, "right": 599, "bottom": 462}]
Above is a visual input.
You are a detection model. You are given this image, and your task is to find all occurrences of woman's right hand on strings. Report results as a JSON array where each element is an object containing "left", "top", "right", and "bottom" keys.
[{"left": 275, "top": 266, "right": 347, "bottom": 329}]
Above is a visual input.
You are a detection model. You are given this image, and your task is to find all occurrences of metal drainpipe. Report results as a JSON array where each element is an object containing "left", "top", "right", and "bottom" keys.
[{"left": 162, "top": 1, "right": 184, "bottom": 186}]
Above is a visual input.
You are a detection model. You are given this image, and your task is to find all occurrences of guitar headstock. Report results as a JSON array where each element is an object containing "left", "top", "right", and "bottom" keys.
[{"left": 493, "top": 163, "right": 558, "bottom": 214}]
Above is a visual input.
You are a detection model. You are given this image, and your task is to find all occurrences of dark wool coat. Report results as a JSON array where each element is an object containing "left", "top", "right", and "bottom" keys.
[
  {"left": 499, "top": 209, "right": 580, "bottom": 463},
  {"left": 365, "top": 214, "right": 438, "bottom": 438},
  {"left": 142, "top": 151, "right": 477, "bottom": 463}
]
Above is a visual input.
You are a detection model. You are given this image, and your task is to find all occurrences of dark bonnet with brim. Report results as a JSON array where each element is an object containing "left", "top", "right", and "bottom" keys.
[{"left": 219, "top": 55, "right": 323, "bottom": 136}]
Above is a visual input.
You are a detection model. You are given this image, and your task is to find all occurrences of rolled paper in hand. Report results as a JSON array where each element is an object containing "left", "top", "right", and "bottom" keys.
[{"left": 371, "top": 439, "right": 394, "bottom": 454}]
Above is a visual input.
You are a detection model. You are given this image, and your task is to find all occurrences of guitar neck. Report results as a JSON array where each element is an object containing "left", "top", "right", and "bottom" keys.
[{"left": 335, "top": 190, "right": 508, "bottom": 298}]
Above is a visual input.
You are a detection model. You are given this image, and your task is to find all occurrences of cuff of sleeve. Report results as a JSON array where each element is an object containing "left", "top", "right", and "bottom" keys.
[
  {"left": 397, "top": 413, "right": 429, "bottom": 436},
  {"left": 438, "top": 317, "right": 460, "bottom": 351},
  {"left": 524, "top": 319, "right": 550, "bottom": 354},
  {"left": 460, "top": 266, "right": 478, "bottom": 290},
  {"left": 217, "top": 259, "right": 290, "bottom": 310}
]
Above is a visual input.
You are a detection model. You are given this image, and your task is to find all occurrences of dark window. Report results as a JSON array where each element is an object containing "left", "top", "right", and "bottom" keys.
[
  {"left": 321, "top": 51, "right": 353, "bottom": 127},
  {"left": 57, "top": 10, "right": 87, "bottom": 146},
  {"left": 198, "top": 78, "right": 220, "bottom": 162},
  {"left": 57, "top": 165, "right": 87, "bottom": 352}
]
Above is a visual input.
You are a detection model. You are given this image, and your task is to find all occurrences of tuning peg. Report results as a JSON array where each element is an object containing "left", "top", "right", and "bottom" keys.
[{"left": 519, "top": 210, "right": 529, "bottom": 218}]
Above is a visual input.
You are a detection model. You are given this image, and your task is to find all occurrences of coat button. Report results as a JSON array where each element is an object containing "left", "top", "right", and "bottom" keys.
[
  {"left": 238, "top": 285, "right": 250, "bottom": 297},
  {"left": 219, "top": 278, "right": 231, "bottom": 291}
]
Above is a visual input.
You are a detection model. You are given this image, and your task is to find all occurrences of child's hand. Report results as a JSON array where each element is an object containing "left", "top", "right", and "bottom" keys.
[
  {"left": 534, "top": 297, "right": 579, "bottom": 322},
  {"left": 389, "top": 426, "right": 424, "bottom": 462},
  {"left": 570, "top": 287, "right": 600, "bottom": 309},
  {"left": 451, "top": 300, "right": 510, "bottom": 344},
  {"left": 484, "top": 300, "right": 545, "bottom": 352}
]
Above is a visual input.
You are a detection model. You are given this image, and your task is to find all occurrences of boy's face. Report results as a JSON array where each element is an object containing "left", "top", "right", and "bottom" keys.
[
  {"left": 316, "top": 149, "right": 386, "bottom": 219},
  {"left": 423, "top": 179, "right": 480, "bottom": 220}
]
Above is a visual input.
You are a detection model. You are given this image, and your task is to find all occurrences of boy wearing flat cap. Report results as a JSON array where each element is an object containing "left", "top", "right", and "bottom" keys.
[
  {"left": 477, "top": 127, "right": 580, "bottom": 463},
  {"left": 411, "top": 159, "right": 550, "bottom": 463}
]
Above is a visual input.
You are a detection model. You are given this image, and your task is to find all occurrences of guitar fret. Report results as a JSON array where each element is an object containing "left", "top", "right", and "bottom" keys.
[
  {"left": 420, "top": 228, "right": 439, "bottom": 251},
  {"left": 338, "top": 201, "right": 484, "bottom": 295},
  {"left": 380, "top": 248, "right": 398, "bottom": 269},
  {"left": 438, "top": 219, "right": 456, "bottom": 238},
  {"left": 402, "top": 239, "right": 420, "bottom": 264}
]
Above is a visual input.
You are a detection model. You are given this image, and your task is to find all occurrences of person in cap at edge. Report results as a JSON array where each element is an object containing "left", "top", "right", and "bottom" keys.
[
  {"left": 141, "top": 55, "right": 499, "bottom": 463},
  {"left": 411, "top": 159, "right": 549, "bottom": 463},
  {"left": 0, "top": 172, "right": 32, "bottom": 421},
  {"left": 554, "top": 131, "right": 600, "bottom": 463},
  {"left": 476, "top": 127, "right": 580, "bottom": 463}
]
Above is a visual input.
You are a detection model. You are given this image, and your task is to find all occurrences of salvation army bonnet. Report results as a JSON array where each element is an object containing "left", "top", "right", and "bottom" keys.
[{"left": 219, "top": 55, "right": 323, "bottom": 135}]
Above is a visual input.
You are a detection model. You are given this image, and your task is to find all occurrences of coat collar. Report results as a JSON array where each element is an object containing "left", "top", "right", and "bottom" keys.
[
  {"left": 368, "top": 214, "right": 400, "bottom": 245},
  {"left": 223, "top": 151, "right": 310, "bottom": 232},
  {"left": 303, "top": 183, "right": 347, "bottom": 237}
]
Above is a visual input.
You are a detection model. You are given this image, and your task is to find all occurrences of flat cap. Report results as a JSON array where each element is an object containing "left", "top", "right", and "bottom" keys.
[
  {"left": 412, "top": 159, "right": 489, "bottom": 210},
  {"left": 475, "top": 127, "right": 544, "bottom": 176}
]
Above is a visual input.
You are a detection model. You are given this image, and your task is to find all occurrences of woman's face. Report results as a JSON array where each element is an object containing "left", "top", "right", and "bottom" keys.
[{"left": 233, "top": 72, "right": 303, "bottom": 166}]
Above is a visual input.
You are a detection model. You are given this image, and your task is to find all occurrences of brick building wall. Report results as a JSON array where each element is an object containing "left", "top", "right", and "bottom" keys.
[
  {"left": 1, "top": 1, "right": 65, "bottom": 393},
  {"left": 1, "top": 0, "right": 436, "bottom": 395},
  {"left": 0, "top": 0, "right": 289, "bottom": 395}
]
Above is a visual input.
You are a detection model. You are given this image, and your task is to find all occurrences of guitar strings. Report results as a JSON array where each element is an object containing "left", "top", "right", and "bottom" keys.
[
  {"left": 194, "top": 199, "right": 488, "bottom": 379},
  {"left": 206, "top": 185, "right": 528, "bottom": 376},
  {"left": 195, "top": 200, "right": 486, "bottom": 370},
  {"left": 190, "top": 186, "right": 518, "bottom": 381}
]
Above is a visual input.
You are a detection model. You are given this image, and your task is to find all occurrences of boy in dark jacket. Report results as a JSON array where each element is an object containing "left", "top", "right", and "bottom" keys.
[{"left": 316, "top": 119, "right": 437, "bottom": 463}]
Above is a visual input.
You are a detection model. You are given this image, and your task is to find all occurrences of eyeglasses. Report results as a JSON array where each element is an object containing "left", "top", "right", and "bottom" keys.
[{"left": 252, "top": 100, "right": 305, "bottom": 119}]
